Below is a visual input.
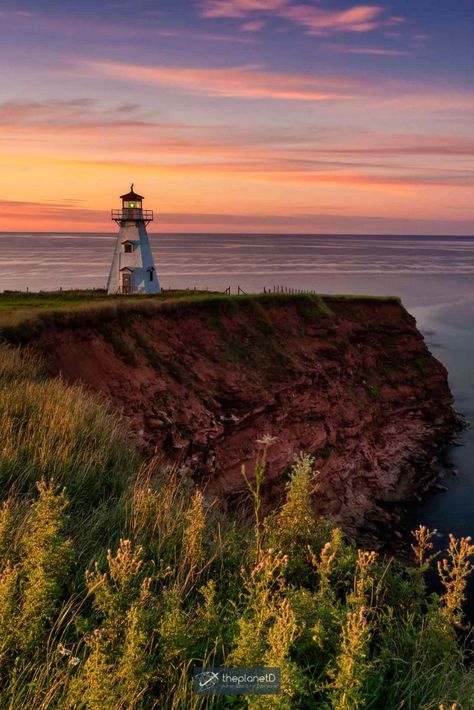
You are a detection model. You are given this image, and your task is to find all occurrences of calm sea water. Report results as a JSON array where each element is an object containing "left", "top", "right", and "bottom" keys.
[
  {"left": 1, "top": 231, "right": 474, "bottom": 569},
  {"left": 1, "top": 232, "right": 474, "bottom": 300}
]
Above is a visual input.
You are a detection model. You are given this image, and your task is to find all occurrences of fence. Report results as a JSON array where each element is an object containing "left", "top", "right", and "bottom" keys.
[
  {"left": 3, "top": 285, "right": 319, "bottom": 297},
  {"left": 161, "top": 285, "right": 318, "bottom": 296}
]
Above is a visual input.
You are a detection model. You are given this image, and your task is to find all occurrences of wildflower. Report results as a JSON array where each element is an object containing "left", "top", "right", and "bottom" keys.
[
  {"left": 256, "top": 434, "right": 277, "bottom": 446},
  {"left": 57, "top": 643, "right": 71, "bottom": 657}
]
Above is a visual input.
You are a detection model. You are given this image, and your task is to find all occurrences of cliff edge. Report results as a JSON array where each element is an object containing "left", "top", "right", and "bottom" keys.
[{"left": 17, "top": 294, "right": 458, "bottom": 538}]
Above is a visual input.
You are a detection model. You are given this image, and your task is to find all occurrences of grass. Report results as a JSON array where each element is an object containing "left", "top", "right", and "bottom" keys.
[
  {"left": 98, "top": 323, "right": 138, "bottom": 366},
  {"left": 129, "top": 325, "right": 184, "bottom": 382},
  {"left": 0, "top": 289, "right": 403, "bottom": 345},
  {"left": 0, "top": 355, "right": 138, "bottom": 553},
  {"left": 323, "top": 294, "right": 402, "bottom": 303},
  {"left": 0, "top": 342, "right": 473, "bottom": 708}
]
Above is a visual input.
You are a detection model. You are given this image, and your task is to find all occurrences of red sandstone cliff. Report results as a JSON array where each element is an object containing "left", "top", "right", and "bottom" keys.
[{"left": 22, "top": 295, "right": 458, "bottom": 539}]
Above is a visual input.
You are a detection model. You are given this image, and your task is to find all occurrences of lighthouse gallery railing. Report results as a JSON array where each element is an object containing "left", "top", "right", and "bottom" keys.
[{"left": 111, "top": 209, "right": 154, "bottom": 223}]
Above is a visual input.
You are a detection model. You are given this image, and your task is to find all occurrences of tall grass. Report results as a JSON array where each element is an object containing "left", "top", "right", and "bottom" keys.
[
  {"left": 0, "top": 352, "right": 137, "bottom": 502},
  {"left": 0, "top": 343, "right": 473, "bottom": 708}
]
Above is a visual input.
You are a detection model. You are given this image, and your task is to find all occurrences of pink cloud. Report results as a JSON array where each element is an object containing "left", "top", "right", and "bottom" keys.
[
  {"left": 200, "top": 1, "right": 392, "bottom": 35},
  {"left": 241, "top": 19, "right": 266, "bottom": 31},
  {"left": 0, "top": 99, "right": 157, "bottom": 130},
  {"left": 153, "top": 27, "right": 256, "bottom": 44},
  {"left": 201, "top": 0, "right": 288, "bottom": 18},
  {"left": 279, "top": 4, "right": 385, "bottom": 35},
  {"left": 82, "top": 60, "right": 361, "bottom": 101},
  {"left": 329, "top": 44, "right": 411, "bottom": 56},
  {"left": 4, "top": 200, "right": 473, "bottom": 236}
]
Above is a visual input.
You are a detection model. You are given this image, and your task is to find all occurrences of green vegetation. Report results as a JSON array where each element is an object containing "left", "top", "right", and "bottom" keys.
[
  {"left": 129, "top": 324, "right": 184, "bottom": 382},
  {"left": 98, "top": 323, "right": 138, "bottom": 366},
  {"left": 0, "top": 289, "right": 402, "bottom": 345},
  {"left": 364, "top": 382, "right": 380, "bottom": 399},
  {"left": 413, "top": 357, "right": 429, "bottom": 372},
  {"left": 0, "top": 342, "right": 473, "bottom": 708}
]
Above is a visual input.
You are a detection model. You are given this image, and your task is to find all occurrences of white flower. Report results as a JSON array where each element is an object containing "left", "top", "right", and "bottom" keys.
[{"left": 256, "top": 434, "right": 277, "bottom": 446}]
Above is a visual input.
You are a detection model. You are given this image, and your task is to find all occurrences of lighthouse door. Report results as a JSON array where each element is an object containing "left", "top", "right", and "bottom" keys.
[{"left": 121, "top": 272, "right": 132, "bottom": 294}]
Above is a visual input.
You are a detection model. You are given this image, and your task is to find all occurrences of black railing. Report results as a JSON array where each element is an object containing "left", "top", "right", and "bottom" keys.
[{"left": 111, "top": 209, "right": 154, "bottom": 223}]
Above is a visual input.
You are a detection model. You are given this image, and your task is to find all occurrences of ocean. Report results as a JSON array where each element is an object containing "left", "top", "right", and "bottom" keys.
[
  {"left": 1, "top": 231, "right": 474, "bottom": 576},
  {"left": 1, "top": 232, "right": 474, "bottom": 300}
]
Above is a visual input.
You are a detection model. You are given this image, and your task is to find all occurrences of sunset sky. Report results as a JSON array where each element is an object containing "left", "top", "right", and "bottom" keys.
[{"left": 1, "top": 0, "right": 473, "bottom": 234}]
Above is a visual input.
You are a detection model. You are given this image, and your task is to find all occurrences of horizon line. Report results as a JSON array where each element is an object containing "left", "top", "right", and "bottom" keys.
[{"left": 1, "top": 231, "right": 474, "bottom": 238}]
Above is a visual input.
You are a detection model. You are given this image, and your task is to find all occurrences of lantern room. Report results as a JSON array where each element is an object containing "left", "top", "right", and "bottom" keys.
[{"left": 121, "top": 184, "right": 143, "bottom": 210}]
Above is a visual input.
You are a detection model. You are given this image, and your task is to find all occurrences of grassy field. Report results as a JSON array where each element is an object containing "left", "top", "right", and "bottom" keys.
[
  {"left": 0, "top": 289, "right": 401, "bottom": 344},
  {"left": 0, "top": 323, "right": 473, "bottom": 707},
  {"left": 0, "top": 288, "right": 211, "bottom": 341}
]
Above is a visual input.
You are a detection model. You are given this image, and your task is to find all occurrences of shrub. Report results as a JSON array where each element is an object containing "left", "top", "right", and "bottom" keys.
[
  {"left": 68, "top": 539, "right": 159, "bottom": 709},
  {"left": 264, "top": 454, "right": 319, "bottom": 577},
  {"left": 18, "top": 479, "right": 73, "bottom": 653}
]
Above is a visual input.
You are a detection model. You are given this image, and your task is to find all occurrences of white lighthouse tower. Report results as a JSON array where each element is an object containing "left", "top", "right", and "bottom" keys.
[{"left": 107, "top": 185, "right": 160, "bottom": 295}]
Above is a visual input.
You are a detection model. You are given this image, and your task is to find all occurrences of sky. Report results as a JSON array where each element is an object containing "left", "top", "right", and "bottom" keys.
[{"left": 0, "top": 0, "right": 473, "bottom": 234}]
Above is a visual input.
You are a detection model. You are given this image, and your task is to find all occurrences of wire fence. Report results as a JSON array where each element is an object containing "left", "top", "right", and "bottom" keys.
[
  {"left": 2, "top": 284, "right": 319, "bottom": 297},
  {"left": 162, "top": 285, "right": 318, "bottom": 296}
]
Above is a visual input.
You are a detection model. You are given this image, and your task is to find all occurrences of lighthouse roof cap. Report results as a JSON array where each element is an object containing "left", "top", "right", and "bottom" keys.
[{"left": 121, "top": 185, "right": 144, "bottom": 201}]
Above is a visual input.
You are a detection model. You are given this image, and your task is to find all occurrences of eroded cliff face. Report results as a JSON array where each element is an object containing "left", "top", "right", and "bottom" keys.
[{"left": 26, "top": 296, "right": 458, "bottom": 538}]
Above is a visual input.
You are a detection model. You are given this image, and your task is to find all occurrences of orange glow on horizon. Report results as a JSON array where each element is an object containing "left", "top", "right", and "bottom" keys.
[{"left": 1, "top": 59, "right": 473, "bottom": 234}]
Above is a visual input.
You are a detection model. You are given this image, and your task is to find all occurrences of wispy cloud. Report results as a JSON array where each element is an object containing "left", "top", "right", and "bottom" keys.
[
  {"left": 81, "top": 60, "right": 361, "bottom": 101},
  {"left": 0, "top": 199, "right": 106, "bottom": 227},
  {"left": 152, "top": 211, "right": 474, "bottom": 236},
  {"left": 324, "top": 134, "right": 474, "bottom": 157},
  {"left": 413, "top": 33, "right": 429, "bottom": 41},
  {"left": 3, "top": 200, "right": 472, "bottom": 236},
  {"left": 328, "top": 44, "right": 411, "bottom": 56},
  {"left": 0, "top": 9, "right": 254, "bottom": 45},
  {"left": 3, "top": 95, "right": 474, "bottom": 176},
  {"left": 277, "top": 4, "right": 385, "bottom": 35},
  {"left": 201, "top": 0, "right": 288, "bottom": 18},
  {"left": 0, "top": 99, "right": 157, "bottom": 130},
  {"left": 152, "top": 27, "right": 256, "bottom": 43},
  {"left": 0, "top": 9, "right": 34, "bottom": 18},
  {"left": 200, "top": 1, "right": 394, "bottom": 35},
  {"left": 241, "top": 19, "right": 266, "bottom": 31}
]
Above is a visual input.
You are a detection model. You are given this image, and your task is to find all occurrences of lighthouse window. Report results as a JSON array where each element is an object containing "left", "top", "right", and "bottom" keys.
[
  {"left": 123, "top": 243, "right": 133, "bottom": 253},
  {"left": 148, "top": 269, "right": 154, "bottom": 282}
]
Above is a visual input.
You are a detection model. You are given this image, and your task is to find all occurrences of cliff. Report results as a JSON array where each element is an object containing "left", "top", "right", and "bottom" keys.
[{"left": 16, "top": 294, "right": 458, "bottom": 539}]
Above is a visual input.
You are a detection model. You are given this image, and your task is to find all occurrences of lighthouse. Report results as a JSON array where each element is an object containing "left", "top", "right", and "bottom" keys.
[{"left": 107, "top": 185, "right": 160, "bottom": 295}]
